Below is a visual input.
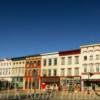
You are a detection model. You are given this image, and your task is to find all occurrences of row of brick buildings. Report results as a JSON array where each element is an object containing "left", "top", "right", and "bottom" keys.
[{"left": 0, "top": 43, "right": 100, "bottom": 91}]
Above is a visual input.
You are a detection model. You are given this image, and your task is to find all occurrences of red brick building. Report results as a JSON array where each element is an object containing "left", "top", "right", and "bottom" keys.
[{"left": 24, "top": 55, "right": 41, "bottom": 90}]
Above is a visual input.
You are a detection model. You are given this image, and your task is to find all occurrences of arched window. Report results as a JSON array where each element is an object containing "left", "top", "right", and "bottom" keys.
[
  {"left": 83, "top": 56, "right": 87, "bottom": 61},
  {"left": 96, "top": 55, "right": 99, "bottom": 60},
  {"left": 89, "top": 55, "right": 93, "bottom": 61}
]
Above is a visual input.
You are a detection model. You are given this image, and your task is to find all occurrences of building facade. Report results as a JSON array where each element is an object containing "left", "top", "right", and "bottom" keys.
[
  {"left": 0, "top": 43, "right": 100, "bottom": 91},
  {"left": 59, "top": 49, "right": 81, "bottom": 90},
  {"left": 11, "top": 57, "right": 26, "bottom": 89},
  {"left": 80, "top": 44, "right": 100, "bottom": 91},
  {"left": 24, "top": 55, "right": 41, "bottom": 90},
  {"left": 41, "top": 52, "right": 60, "bottom": 88},
  {"left": 0, "top": 59, "right": 12, "bottom": 89}
]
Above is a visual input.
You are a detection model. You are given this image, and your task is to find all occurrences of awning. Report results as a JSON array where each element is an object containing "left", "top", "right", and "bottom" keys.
[{"left": 82, "top": 74, "right": 100, "bottom": 80}]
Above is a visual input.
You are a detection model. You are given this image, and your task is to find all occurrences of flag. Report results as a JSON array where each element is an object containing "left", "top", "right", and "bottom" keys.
[{"left": 89, "top": 72, "right": 94, "bottom": 77}]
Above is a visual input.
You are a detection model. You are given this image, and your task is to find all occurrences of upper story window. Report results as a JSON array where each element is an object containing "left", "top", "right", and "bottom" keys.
[
  {"left": 42, "top": 69, "right": 47, "bottom": 76},
  {"left": 61, "top": 68, "right": 65, "bottom": 76},
  {"left": 30, "top": 61, "right": 32, "bottom": 64},
  {"left": 9, "top": 62, "right": 11, "bottom": 65},
  {"left": 89, "top": 64, "right": 94, "bottom": 73},
  {"left": 75, "top": 56, "right": 79, "bottom": 64},
  {"left": 48, "top": 59, "right": 52, "bottom": 66},
  {"left": 96, "top": 64, "right": 100, "bottom": 72},
  {"left": 22, "top": 68, "right": 24, "bottom": 74},
  {"left": 16, "top": 62, "right": 18, "bottom": 64},
  {"left": 89, "top": 55, "right": 93, "bottom": 61},
  {"left": 53, "top": 69, "right": 57, "bottom": 76},
  {"left": 43, "top": 59, "right": 46, "bottom": 66},
  {"left": 13, "top": 63, "right": 15, "bottom": 65},
  {"left": 61, "top": 57, "right": 65, "bottom": 65},
  {"left": 54, "top": 58, "right": 57, "bottom": 65},
  {"left": 84, "top": 56, "right": 87, "bottom": 61},
  {"left": 96, "top": 55, "right": 99, "bottom": 60},
  {"left": 6, "top": 63, "right": 8, "bottom": 66},
  {"left": 34, "top": 61, "right": 37, "bottom": 66},
  {"left": 74, "top": 68, "right": 79, "bottom": 76},
  {"left": 68, "top": 56, "right": 72, "bottom": 65},
  {"left": 67, "top": 68, "right": 72, "bottom": 76},
  {"left": 48, "top": 69, "right": 51, "bottom": 76},
  {"left": 83, "top": 64, "right": 87, "bottom": 73},
  {"left": 4, "top": 63, "right": 6, "bottom": 66},
  {"left": 37, "top": 60, "right": 40, "bottom": 66},
  {"left": 33, "top": 69, "right": 38, "bottom": 77},
  {"left": 26, "top": 62, "right": 29, "bottom": 64}
]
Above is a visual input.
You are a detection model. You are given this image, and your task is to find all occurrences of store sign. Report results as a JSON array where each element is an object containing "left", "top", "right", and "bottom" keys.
[{"left": 42, "top": 77, "right": 60, "bottom": 83}]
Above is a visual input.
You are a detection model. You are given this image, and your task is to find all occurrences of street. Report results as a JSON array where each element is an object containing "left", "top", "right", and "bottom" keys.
[{"left": 0, "top": 90, "right": 100, "bottom": 100}]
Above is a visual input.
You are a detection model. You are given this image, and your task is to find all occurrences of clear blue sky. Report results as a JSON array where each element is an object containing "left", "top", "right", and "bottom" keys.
[{"left": 0, "top": 0, "right": 100, "bottom": 58}]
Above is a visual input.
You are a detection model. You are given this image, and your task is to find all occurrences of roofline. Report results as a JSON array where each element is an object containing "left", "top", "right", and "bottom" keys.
[
  {"left": 25, "top": 54, "right": 40, "bottom": 58},
  {"left": 41, "top": 52, "right": 58, "bottom": 56},
  {"left": 11, "top": 54, "right": 40, "bottom": 60},
  {"left": 59, "top": 49, "right": 80, "bottom": 56},
  {"left": 59, "top": 49, "right": 80, "bottom": 53},
  {"left": 0, "top": 58, "right": 12, "bottom": 61},
  {"left": 80, "top": 43, "right": 100, "bottom": 48}
]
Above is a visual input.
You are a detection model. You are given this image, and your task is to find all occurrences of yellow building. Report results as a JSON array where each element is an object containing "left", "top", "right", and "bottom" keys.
[{"left": 11, "top": 57, "right": 26, "bottom": 89}]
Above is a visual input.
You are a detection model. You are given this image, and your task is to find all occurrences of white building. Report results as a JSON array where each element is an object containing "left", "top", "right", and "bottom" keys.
[
  {"left": 59, "top": 49, "right": 81, "bottom": 90},
  {"left": 41, "top": 50, "right": 81, "bottom": 90},
  {"left": 80, "top": 43, "right": 100, "bottom": 91},
  {"left": 0, "top": 58, "right": 12, "bottom": 89},
  {"left": 11, "top": 57, "right": 26, "bottom": 89},
  {"left": 0, "top": 58, "right": 12, "bottom": 82},
  {"left": 41, "top": 52, "right": 60, "bottom": 87}
]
